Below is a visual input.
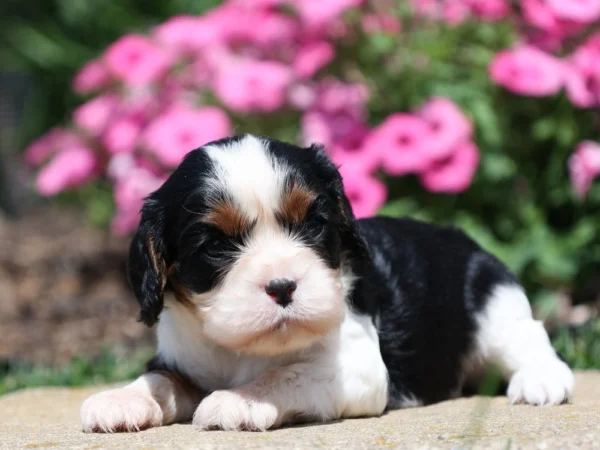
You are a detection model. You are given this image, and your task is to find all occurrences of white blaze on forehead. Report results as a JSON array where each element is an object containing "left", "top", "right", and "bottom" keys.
[{"left": 204, "top": 135, "right": 287, "bottom": 219}]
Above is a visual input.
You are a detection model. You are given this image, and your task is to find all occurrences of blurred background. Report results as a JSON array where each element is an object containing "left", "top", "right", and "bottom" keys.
[{"left": 1, "top": 0, "right": 599, "bottom": 394}]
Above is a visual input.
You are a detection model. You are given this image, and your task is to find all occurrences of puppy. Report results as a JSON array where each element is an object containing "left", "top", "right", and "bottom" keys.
[{"left": 81, "top": 134, "right": 574, "bottom": 432}]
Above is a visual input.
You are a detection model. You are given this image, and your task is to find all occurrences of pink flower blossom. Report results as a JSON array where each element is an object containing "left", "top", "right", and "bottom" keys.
[
  {"left": 564, "top": 35, "right": 600, "bottom": 107},
  {"left": 568, "top": 141, "right": 600, "bottom": 198},
  {"left": 143, "top": 105, "right": 231, "bottom": 167},
  {"left": 36, "top": 146, "right": 97, "bottom": 196},
  {"left": 301, "top": 111, "right": 368, "bottom": 151},
  {"left": 442, "top": 0, "right": 471, "bottom": 25},
  {"left": 213, "top": 59, "right": 292, "bottom": 112},
  {"left": 72, "top": 60, "right": 109, "bottom": 94},
  {"left": 416, "top": 97, "right": 473, "bottom": 161},
  {"left": 23, "top": 128, "right": 82, "bottom": 166},
  {"left": 420, "top": 141, "right": 479, "bottom": 193},
  {"left": 241, "top": 10, "right": 299, "bottom": 45},
  {"left": 103, "top": 117, "right": 141, "bottom": 154},
  {"left": 546, "top": 0, "right": 600, "bottom": 23},
  {"left": 107, "top": 153, "right": 137, "bottom": 181},
  {"left": 339, "top": 164, "right": 387, "bottom": 218},
  {"left": 153, "top": 16, "right": 220, "bottom": 53},
  {"left": 112, "top": 167, "right": 167, "bottom": 235},
  {"left": 288, "top": 83, "right": 317, "bottom": 110},
  {"left": 313, "top": 78, "right": 369, "bottom": 116},
  {"left": 294, "top": 0, "right": 364, "bottom": 27},
  {"left": 521, "top": 0, "right": 584, "bottom": 42},
  {"left": 367, "top": 114, "right": 433, "bottom": 176},
  {"left": 103, "top": 34, "right": 172, "bottom": 87},
  {"left": 564, "top": 66, "right": 600, "bottom": 108},
  {"left": 468, "top": 0, "right": 510, "bottom": 20},
  {"left": 489, "top": 45, "right": 564, "bottom": 96},
  {"left": 331, "top": 141, "right": 382, "bottom": 175},
  {"left": 293, "top": 42, "right": 335, "bottom": 78},
  {"left": 73, "top": 94, "right": 119, "bottom": 136}
]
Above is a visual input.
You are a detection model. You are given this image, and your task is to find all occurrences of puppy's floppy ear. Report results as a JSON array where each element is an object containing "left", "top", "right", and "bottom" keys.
[
  {"left": 128, "top": 196, "right": 168, "bottom": 327},
  {"left": 307, "top": 144, "right": 368, "bottom": 260}
]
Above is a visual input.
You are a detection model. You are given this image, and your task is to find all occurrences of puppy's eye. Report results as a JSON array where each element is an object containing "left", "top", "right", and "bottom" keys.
[
  {"left": 204, "top": 239, "right": 225, "bottom": 259},
  {"left": 306, "top": 217, "right": 327, "bottom": 238}
]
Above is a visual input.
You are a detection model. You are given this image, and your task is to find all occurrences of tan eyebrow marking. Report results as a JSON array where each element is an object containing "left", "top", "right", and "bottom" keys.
[
  {"left": 279, "top": 182, "right": 317, "bottom": 224},
  {"left": 203, "top": 200, "right": 253, "bottom": 237}
]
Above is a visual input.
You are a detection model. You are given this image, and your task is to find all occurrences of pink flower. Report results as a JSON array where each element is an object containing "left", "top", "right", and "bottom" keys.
[
  {"left": 23, "top": 128, "right": 82, "bottom": 166},
  {"left": 143, "top": 105, "right": 231, "bottom": 167},
  {"left": 103, "top": 117, "right": 141, "bottom": 154},
  {"left": 301, "top": 111, "right": 368, "bottom": 151},
  {"left": 546, "top": 0, "right": 600, "bottom": 23},
  {"left": 367, "top": 114, "right": 432, "bottom": 176},
  {"left": 72, "top": 60, "right": 109, "bottom": 94},
  {"left": 293, "top": 42, "right": 335, "bottom": 79},
  {"left": 568, "top": 141, "right": 600, "bottom": 198},
  {"left": 416, "top": 97, "right": 473, "bottom": 161},
  {"left": 564, "top": 66, "right": 600, "bottom": 108},
  {"left": 314, "top": 79, "right": 369, "bottom": 116},
  {"left": 564, "top": 35, "right": 600, "bottom": 107},
  {"left": 331, "top": 141, "right": 382, "bottom": 175},
  {"left": 294, "top": 0, "right": 364, "bottom": 27},
  {"left": 73, "top": 94, "right": 119, "bottom": 136},
  {"left": 468, "top": 0, "right": 510, "bottom": 20},
  {"left": 420, "top": 141, "right": 479, "bottom": 193},
  {"left": 153, "top": 16, "right": 220, "bottom": 53},
  {"left": 339, "top": 164, "right": 387, "bottom": 218},
  {"left": 112, "top": 167, "right": 167, "bottom": 235},
  {"left": 521, "top": 0, "right": 585, "bottom": 41},
  {"left": 489, "top": 45, "right": 564, "bottom": 96},
  {"left": 288, "top": 83, "right": 317, "bottom": 110},
  {"left": 241, "top": 10, "right": 299, "bottom": 45},
  {"left": 36, "top": 146, "right": 97, "bottom": 196},
  {"left": 301, "top": 112, "right": 334, "bottom": 148},
  {"left": 442, "top": 0, "right": 471, "bottom": 25},
  {"left": 103, "top": 34, "right": 171, "bottom": 87},
  {"left": 213, "top": 59, "right": 292, "bottom": 112},
  {"left": 107, "top": 153, "right": 137, "bottom": 181}
]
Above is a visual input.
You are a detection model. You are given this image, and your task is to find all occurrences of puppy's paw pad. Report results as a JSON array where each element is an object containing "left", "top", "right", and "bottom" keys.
[
  {"left": 507, "top": 361, "right": 574, "bottom": 406},
  {"left": 80, "top": 388, "right": 163, "bottom": 433},
  {"left": 193, "top": 390, "right": 278, "bottom": 431}
]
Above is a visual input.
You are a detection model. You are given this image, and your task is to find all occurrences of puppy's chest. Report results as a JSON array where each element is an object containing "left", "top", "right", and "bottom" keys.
[{"left": 156, "top": 308, "right": 292, "bottom": 391}]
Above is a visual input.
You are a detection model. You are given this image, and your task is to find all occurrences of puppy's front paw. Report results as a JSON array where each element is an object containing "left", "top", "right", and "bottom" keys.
[
  {"left": 193, "top": 390, "right": 278, "bottom": 431},
  {"left": 507, "top": 360, "right": 575, "bottom": 406},
  {"left": 80, "top": 388, "right": 163, "bottom": 433}
]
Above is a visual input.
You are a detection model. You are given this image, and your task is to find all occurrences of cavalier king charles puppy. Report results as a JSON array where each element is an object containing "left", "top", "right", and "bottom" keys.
[{"left": 81, "top": 134, "right": 574, "bottom": 433}]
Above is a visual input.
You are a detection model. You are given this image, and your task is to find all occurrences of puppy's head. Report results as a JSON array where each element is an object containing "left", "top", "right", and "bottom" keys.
[{"left": 128, "top": 135, "right": 362, "bottom": 355}]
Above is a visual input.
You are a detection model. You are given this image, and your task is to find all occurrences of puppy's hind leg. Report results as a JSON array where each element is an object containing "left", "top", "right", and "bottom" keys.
[
  {"left": 81, "top": 370, "right": 204, "bottom": 433},
  {"left": 474, "top": 284, "right": 574, "bottom": 406}
]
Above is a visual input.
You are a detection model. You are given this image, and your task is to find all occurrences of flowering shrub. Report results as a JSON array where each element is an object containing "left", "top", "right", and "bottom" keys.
[{"left": 23, "top": 0, "right": 600, "bottom": 305}]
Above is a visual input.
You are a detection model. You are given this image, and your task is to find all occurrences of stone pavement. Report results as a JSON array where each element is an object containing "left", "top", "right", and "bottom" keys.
[{"left": 1, "top": 372, "right": 599, "bottom": 450}]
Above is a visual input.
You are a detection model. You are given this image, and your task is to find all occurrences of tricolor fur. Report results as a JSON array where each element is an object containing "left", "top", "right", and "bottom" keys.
[{"left": 81, "top": 135, "right": 574, "bottom": 433}]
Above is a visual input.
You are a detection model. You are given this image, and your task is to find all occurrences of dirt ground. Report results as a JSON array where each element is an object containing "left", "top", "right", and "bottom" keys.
[{"left": 0, "top": 207, "right": 152, "bottom": 366}]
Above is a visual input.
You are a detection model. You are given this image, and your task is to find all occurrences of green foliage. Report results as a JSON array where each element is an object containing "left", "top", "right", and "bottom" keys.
[
  {"left": 0, "top": 347, "right": 153, "bottom": 396},
  {"left": 552, "top": 321, "right": 600, "bottom": 370},
  {"left": 1, "top": 0, "right": 221, "bottom": 146}
]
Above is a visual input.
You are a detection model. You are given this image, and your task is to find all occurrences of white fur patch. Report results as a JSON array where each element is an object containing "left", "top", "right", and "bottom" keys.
[
  {"left": 204, "top": 135, "right": 286, "bottom": 219},
  {"left": 475, "top": 284, "right": 574, "bottom": 406},
  {"left": 158, "top": 303, "right": 388, "bottom": 431},
  {"left": 81, "top": 376, "right": 164, "bottom": 433}
]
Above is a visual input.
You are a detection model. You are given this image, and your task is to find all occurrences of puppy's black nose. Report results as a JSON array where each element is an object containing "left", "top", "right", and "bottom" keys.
[{"left": 265, "top": 279, "right": 297, "bottom": 307}]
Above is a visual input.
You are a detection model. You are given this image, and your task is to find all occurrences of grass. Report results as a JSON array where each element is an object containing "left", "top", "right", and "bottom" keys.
[
  {"left": 552, "top": 320, "right": 600, "bottom": 370},
  {"left": 0, "top": 347, "right": 153, "bottom": 396},
  {"left": 0, "top": 321, "right": 598, "bottom": 396}
]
